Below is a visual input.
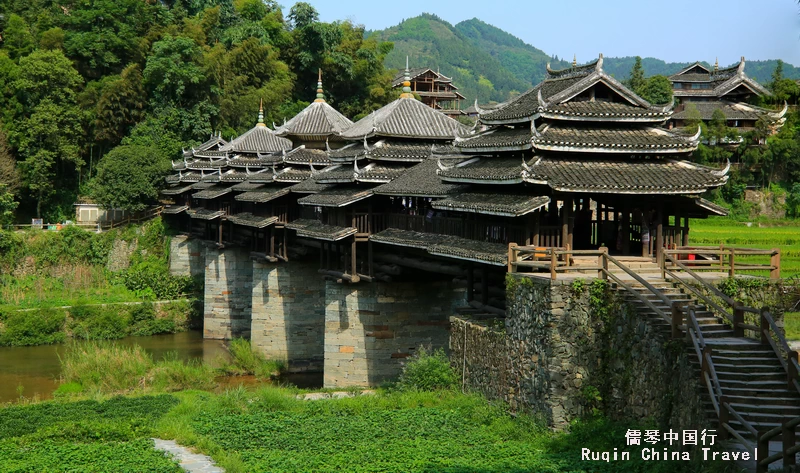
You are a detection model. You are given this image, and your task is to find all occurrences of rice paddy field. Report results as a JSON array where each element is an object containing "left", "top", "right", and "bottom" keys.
[{"left": 689, "top": 217, "right": 800, "bottom": 278}]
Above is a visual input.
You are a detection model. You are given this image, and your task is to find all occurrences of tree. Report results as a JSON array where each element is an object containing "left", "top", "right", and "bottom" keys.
[
  {"left": 0, "top": 185, "right": 18, "bottom": 226},
  {"left": 288, "top": 2, "right": 319, "bottom": 30},
  {"left": 90, "top": 145, "right": 170, "bottom": 213},
  {"left": 637, "top": 75, "right": 673, "bottom": 105},
  {"left": 682, "top": 103, "right": 702, "bottom": 132},
  {"left": 3, "top": 14, "right": 34, "bottom": 60},
  {"left": 626, "top": 56, "right": 645, "bottom": 92},
  {"left": 143, "top": 36, "right": 207, "bottom": 107},
  {"left": 39, "top": 27, "right": 65, "bottom": 51},
  {"left": 0, "top": 129, "right": 21, "bottom": 193},
  {"left": 94, "top": 64, "right": 147, "bottom": 148},
  {"left": 770, "top": 60, "right": 784, "bottom": 89}
]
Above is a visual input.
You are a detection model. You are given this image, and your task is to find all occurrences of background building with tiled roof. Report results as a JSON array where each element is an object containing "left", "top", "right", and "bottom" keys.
[{"left": 391, "top": 65, "right": 466, "bottom": 118}]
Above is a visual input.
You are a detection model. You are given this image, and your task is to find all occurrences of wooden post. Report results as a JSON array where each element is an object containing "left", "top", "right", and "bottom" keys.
[
  {"left": 719, "top": 243, "right": 724, "bottom": 271},
  {"left": 683, "top": 216, "right": 689, "bottom": 246},
  {"left": 283, "top": 228, "right": 288, "bottom": 261},
  {"left": 350, "top": 238, "right": 358, "bottom": 283},
  {"left": 756, "top": 430, "right": 769, "bottom": 473},
  {"left": 507, "top": 242, "right": 518, "bottom": 273},
  {"left": 550, "top": 249, "right": 557, "bottom": 281},
  {"left": 218, "top": 222, "right": 223, "bottom": 245},
  {"left": 770, "top": 248, "right": 781, "bottom": 280},
  {"left": 466, "top": 265, "right": 474, "bottom": 302},
  {"left": 783, "top": 413, "right": 797, "bottom": 467},
  {"left": 597, "top": 246, "right": 608, "bottom": 279},
  {"left": 788, "top": 350, "right": 799, "bottom": 392},
  {"left": 655, "top": 206, "right": 663, "bottom": 264},
  {"left": 760, "top": 308, "right": 770, "bottom": 345},
  {"left": 270, "top": 227, "right": 275, "bottom": 258},
  {"left": 728, "top": 248, "right": 735, "bottom": 278},
  {"left": 567, "top": 198, "right": 574, "bottom": 250},
  {"left": 481, "top": 267, "right": 489, "bottom": 306},
  {"left": 671, "top": 303, "right": 682, "bottom": 339},
  {"left": 718, "top": 396, "right": 730, "bottom": 441},
  {"left": 733, "top": 303, "right": 744, "bottom": 337},
  {"left": 561, "top": 199, "right": 568, "bottom": 249}
]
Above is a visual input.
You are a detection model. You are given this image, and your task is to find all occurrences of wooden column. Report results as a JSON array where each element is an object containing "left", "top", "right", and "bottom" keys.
[
  {"left": 283, "top": 228, "right": 288, "bottom": 260},
  {"left": 269, "top": 227, "right": 275, "bottom": 257},
  {"left": 466, "top": 264, "right": 474, "bottom": 302},
  {"left": 683, "top": 216, "right": 690, "bottom": 246},
  {"left": 350, "top": 239, "right": 357, "bottom": 279},
  {"left": 567, "top": 198, "right": 574, "bottom": 250},
  {"left": 561, "top": 199, "right": 569, "bottom": 249},
  {"left": 655, "top": 206, "right": 664, "bottom": 263},
  {"left": 480, "top": 267, "right": 489, "bottom": 305},
  {"left": 218, "top": 222, "right": 223, "bottom": 245}
]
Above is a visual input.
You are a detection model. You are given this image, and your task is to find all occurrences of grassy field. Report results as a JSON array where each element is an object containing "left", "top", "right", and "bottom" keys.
[
  {"left": 689, "top": 217, "right": 800, "bottom": 278},
  {"left": 0, "top": 389, "right": 739, "bottom": 473},
  {"left": 786, "top": 312, "right": 799, "bottom": 341}
]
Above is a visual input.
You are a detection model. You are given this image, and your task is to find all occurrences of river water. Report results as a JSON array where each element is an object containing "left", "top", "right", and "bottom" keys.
[{"left": 0, "top": 331, "right": 321, "bottom": 403}]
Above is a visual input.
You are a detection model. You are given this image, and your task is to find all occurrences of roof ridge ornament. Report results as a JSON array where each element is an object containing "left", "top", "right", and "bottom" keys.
[
  {"left": 473, "top": 98, "right": 485, "bottom": 115},
  {"left": 714, "top": 57, "right": 719, "bottom": 72},
  {"left": 769, "top": 101, "right": 789, "bottom": 120},
  {"left": 688, "top": 125, "right": 702, "bottom": 143},
  {"left": 530, "top": 117, "right": 542, "bottom": 139},
  {"left": 596, "top": 53, "right": 603, "bottom": 71},
  {"left": 738, "top": 56, "right": 745, "bottom": 76},
  {"left": 257, "top": 98, "right": 266, "bottom": 127},
  {"left": 521, "top": 156, "right": 532, "bottom": 174},
  {"left": 400, "top": 56, "right": 414, "bottom": 99},
  {"left": 711, "top": 159, "right": 731, "bottom": 177},
  {"left": 436, "top": 157, "right": 454, "bottom": 172},
  {"left": 314, "top": 68, "right": 326, "bottom": 103}
]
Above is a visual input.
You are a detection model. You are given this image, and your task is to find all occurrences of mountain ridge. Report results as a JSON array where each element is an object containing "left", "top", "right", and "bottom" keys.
[{"left": 370, "top": 14, "right": 800, "bottom": 106}]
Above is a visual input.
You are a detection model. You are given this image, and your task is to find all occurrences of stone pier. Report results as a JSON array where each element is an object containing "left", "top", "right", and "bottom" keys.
[
  {"left": 251, "top": 261, "right": 326, "bottom": 372},
  {"left": 323, "top": 280, "right": 466, "bottom": 388},
  {"left": 168, "top": 235, "right": 207, "bottom": 278},
  {"left": 203, "top": 247, "right": 253, "bottom": 339}
]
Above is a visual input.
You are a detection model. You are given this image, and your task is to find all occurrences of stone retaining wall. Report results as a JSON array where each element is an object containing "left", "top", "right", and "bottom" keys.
[{"left": 451, "top": 275, "right": 706, "bottom": 431}]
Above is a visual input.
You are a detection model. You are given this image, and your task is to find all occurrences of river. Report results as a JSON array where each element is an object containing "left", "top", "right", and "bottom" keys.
[{"left": 0, "top": 331, "right": 321, "bottom": 403}]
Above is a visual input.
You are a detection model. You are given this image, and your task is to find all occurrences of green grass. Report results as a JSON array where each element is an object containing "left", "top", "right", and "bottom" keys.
[
  {"left": 785, "top": 312, "right": 800, "bottom": 341},
  {"left": 0, "top": 388, "right": 739, "bottom": 473},
  {"left": 0, "top": 395, "right": 181, "bottom": 473},
  {"left": 218, "top": 338, "right": 285, "bottom": 379},
  {"left": 689, "top": 217, "right": 800, "bottom": 277}
]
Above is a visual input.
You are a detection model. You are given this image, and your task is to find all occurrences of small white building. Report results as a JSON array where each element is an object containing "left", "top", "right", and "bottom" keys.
[{"left": 74, "top": 202, "right": 129, "bottom": 225}]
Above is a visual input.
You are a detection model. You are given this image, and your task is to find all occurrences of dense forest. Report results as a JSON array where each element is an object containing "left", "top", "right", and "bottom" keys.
[
  {"left": 1, "top": 5, "right": 799, "bottom": 225},
  {"left": 0, "top": 0, "right": 397, "bottom": 222}
]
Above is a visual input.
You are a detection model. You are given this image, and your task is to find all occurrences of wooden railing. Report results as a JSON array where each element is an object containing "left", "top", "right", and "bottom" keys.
[
  {"left": 4, "top": 206, "right": 164, "bottom": 232},
  {"left": 662, "top": 246, "right": 780, "bottom": 280},
  {"left": 508, "top": 243, "right": 798, "bottom": 469}
]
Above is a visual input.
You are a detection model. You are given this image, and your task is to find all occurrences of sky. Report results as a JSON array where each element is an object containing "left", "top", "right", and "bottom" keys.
[{"left": 302, "top": 0, "right": 800, "bottom": 66}]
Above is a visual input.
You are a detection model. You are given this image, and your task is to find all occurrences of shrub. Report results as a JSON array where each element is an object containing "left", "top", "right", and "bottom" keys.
[
  {"left": 220, "top": 338, "right": 285, "bottom": 379},
  {"left": 69, "top": 305, "right": 129, "bottom": 340},
  {"left": 149, "top": 353, "right": 216, "bottom": 392},
  {"left": 116, "top": 263, "right": 194, "bottom": 300},
  {"left": 396, "top": 346, "right": 459, "bottom": 391},
  {"left": 128, "top": 302, "right": 177, "bottom": 336},
  {"left": 0, "top": 308, "right": 66, "bottom": 346}
]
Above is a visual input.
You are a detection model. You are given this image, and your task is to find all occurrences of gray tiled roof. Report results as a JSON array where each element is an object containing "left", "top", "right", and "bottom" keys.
[
  {"left": 273, "top": 168, "right": 312, "bottom": 183},
  {"left": 230, "top": 181, "right": 266, "bottom": 192},
  {"left": 161, "top": 205, "right": 189, "bottom": 215},
  {"left": 185, "top": 134, "right": 227, "bottom": 157},
  {"left": 297, "top": 187, "right": 374, "bottom": 207},
  {"left": 374, "top": 159, "right": 464, "bottom": 197},
  {"left": 455, "top": 126, "right": 532, "bottom": 152},
  {"left": 341, "top": 97, "right": 469, "bottom": 140},
  {"left": 187, "top": 208, "right": 225, "bottom": 220},
  {"left": 327, "top": 143, "right": 367, "bottom": 162},
  {"left": 432, "top": 193, "right": 549, "bottom": 217},
  {"left": 190, "top": 181, "right": 215, "bottom": 190},
  {"left": 288, "top": 219, "right": 357, "bottom": 241},
  {"left": 177, "top": 172, "right": 202, "bottom": 182},
  {"left": 692, "top": 197, "right": 728, "bottom": 216},
  {"left": 313, "top": 166, "right": 355, "bottom": 184},
  {"left": 532, "top": 125, "right": 698, "bottom": 153},
  {"left": 276, "top": 101, "right": 352, "bottom": 138},
  {"left": 227, "top": 154, "right": 283, "bottom": 167},
  {"left": 283, "top": 147, "right": 332, "bottom": 166},
  {"left": 355, "top": 163, "right": 407, "bottom": 183},
  {"left": 437, "top": 156, "right": 525, "bottom": 184},
  {"left": 234, "top": 186, "right": 290, "bottom": 203},
  {"left": 391, "top": 68, "right": 434, "bottom": 87},
  {"left": 524, "top": 157, "right": 728, "bottom": 194},
  {"left": 289, "top": 179, "right": 335, "bottom": 194},
  {"left": 367, "top": 140, "right": 434, "bottom": 162},
  {"left": 161, "top": 184, "right": 194, "bottom": 195},
  {"left": 186, "top": 159, "right": 227, "bottom": 170},
  {"left": 541, "top": 101, "right": 672, "bottom": 121},
  {"left": 192, "top": 185, "right": 232, "bottom": 200},
  {"left": 220, "top": 170, "right": 250, "bottom": 182},
  {"left": 219, "top": 126, "right": 292, "bottom": 154},
  {"left": 671, "top": 102, "right": 764, "bottom": 121},
  {"left": 370, "top": 229, "right": 506, "bottom": 266},
  {"left": 671, "top": 73, "right": 711, "bottom": 82},
  {"left": 226, "top": 213, "right": 278, "bottom": 228}
]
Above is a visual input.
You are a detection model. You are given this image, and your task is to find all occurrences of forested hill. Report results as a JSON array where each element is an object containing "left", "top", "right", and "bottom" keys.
[{"left": 373, "top": 14, "right": 799, "bottom": 105}]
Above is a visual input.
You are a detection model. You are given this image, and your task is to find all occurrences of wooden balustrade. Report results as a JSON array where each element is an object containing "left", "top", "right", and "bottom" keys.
[{"left": 663, "top": 246, "right": 780, "bottom": 280}]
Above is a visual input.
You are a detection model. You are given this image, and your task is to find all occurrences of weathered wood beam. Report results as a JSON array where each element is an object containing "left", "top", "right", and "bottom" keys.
[{"left": 374, "top": 253, "right": 465, "bottom": 277}]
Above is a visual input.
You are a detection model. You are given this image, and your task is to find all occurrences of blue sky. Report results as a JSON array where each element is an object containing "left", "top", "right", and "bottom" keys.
[{"left": 301, "top": 0, "right": 800, "bottom": 66}]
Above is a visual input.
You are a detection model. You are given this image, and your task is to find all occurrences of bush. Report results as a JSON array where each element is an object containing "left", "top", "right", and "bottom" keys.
[
  {"left": 128, "top": 302, "right": 177, "bottom": 336},
  {"left": 61, "top": 342, "right": 154, "bottom": 392},
  {"left": 0, "top": 308, "right": 66, "bottom": 346},
  {"left": 149, "top": 353, "right": 216, "bottom": 392},
  {"left": 116, "top": 263, "right": 194, "bottom": 300},
  {"left": 69, "top": 305, "right": 130, "bottom": 340},
  {"left": 220, "top": 338, "right": 284, "bottom": 379},
  {"left": 396, "top": 346, "right": 459, "bottom": 391}
]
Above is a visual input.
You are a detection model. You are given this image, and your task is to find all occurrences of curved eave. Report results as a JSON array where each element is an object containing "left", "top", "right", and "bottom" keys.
[
  {"left": 437, "top": 176, "right": 523, "bottom": 185},
  {"left": 532, "top": 143, "right": 697, "bottom": 154},
  {"left": 545, "top": 184, "right": 720, "bottom": 195},
  {"left": 539, "top": 111, "right": 672, "bottom": 123},
  {"left": 479, "top": 113, "right": 541, "bottom": 127},
  {"left": 456, "top": 143, "right": 532, "bottom": 154}
]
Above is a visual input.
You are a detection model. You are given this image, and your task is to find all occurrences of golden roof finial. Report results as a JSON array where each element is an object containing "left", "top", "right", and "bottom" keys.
[
  {"left": 572, "top": 54, "right": 577, "bottom": 67},
  {"left": 714, "top": 57, "right": 718, "bottom": 72}
]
